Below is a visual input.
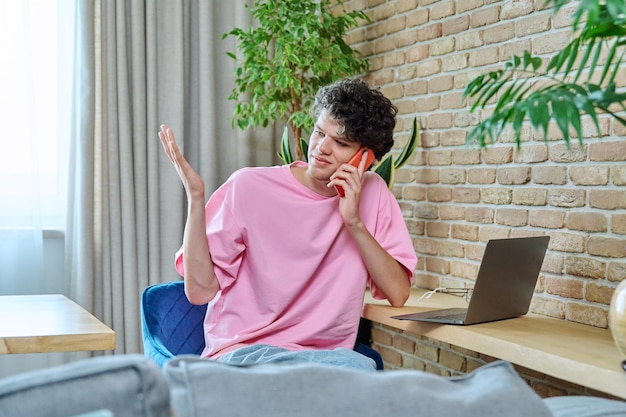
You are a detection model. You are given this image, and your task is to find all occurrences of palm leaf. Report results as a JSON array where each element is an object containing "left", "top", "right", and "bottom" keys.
[
  {"left": 277, "top": 126, "right": 293, "bottom": 164},
  {"left": 394, "top": 117, "right": 418, "bottom": 169},
  {"left": 373, "top": 154, "right": 394, "bottom": 188}
]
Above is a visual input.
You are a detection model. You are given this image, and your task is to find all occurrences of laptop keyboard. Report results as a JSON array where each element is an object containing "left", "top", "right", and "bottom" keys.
[{"left": 428, "top": 313, "right": 466, "bottom": 321}]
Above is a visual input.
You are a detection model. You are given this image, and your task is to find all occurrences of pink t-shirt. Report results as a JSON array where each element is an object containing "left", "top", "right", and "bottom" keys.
[{"left": 175, "top": 162, "right": 416, "bottom": 358}]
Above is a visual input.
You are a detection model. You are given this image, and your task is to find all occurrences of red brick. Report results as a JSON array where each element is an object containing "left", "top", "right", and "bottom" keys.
[
  {"left": 549, "top": 143, "right": 587, "bottom": 163},
  {"left": 587, "top": 237, "right": 626, "bottom": 258},
  {"left": 500, "top": 0, "right": 534, "bottom": 20},
  {"left": 515, "top": 13, "right": 551, "bottom": 36},
  {"left": 549, "top": 232, "right": 585, "bottom": 253},
  {"left": 532, "top": 30, "right": 571, "bottom": 54},
  {"left": 608, "top": 262, "right": 626, "bottom": 282},
  {"left": 613, "top": 165, "right": 626, "bottom": 185},
  {"left": 392, "top": 333, "right": 416, "bottom": 354},
  {"left": 439, "top": 241, "right": 465, "bottom": 258},
  {"left": 426, "top": 256, "right": 450, "bottom": 274},
  {"left": 415, "top": 237, "right": 439, "bottom": 255},
  {"left": 453, "top": 148, "right": 481, "bottom": 165},
  {"left": 427, "top": 113, "right": 454, "bottom": 129},
  {"left": 547, "top": 189, "right": 586, "bottom": 208},
  {"left": 586, "top": 283, "right": 614, "bottom": 305},
  {"left": 496, "top": 208, "right": 528, "bottom": 227},
  {"left": 407, "top": 8, "right": 429, "bottom": 28},
  {"left": 440, "top": 129, "right": 466, "bottom": 145},
  {"left": 483, "top": 22, "right": 515, "bottom": 44},
  {"left": 611, "top": 214, "right": 626, "bottom": 234},
  {"left": 441, "top": 93, "right": 465, "bottom": 111},
  {"left": 427, "top": 222, "right": 450, "bottom": 238},
  {"left": 471, "top": 5, "right": 500, "bottom": 28},
  {"left": 497, "top": 167, "right": 531, "bottom": 185},
  {"left": 451, "top": 224, "right": 479, "bottom": 241},
  {"left": 431, "top": 1, "right": 455, "bottom": 20},
  {"left": 569, "top": 166, "right": 610, "bottom": 186},
  {"left": 440, "top": 205, "right": 466, "bottom": 220},
  {"left": 545, "top": 276, "right": 584, "bottom": 299},
  {"left": 514, "top": 144, "right": 549, "bottom": 163},
  {"left": 542, "top": 253, "right": 564, "bottom": 274},
  {"left": 565, "top": 256, "right": 607, "bottom": 279},
  {"left": 482, "top": 147, "right": 513, "bottom": 164},
  {"left": 458, "top": 0, "right": 484, "bottom": 14},
  {"left": 482, "top": 188, "right": 512, "bottom": 204},
  {"left": 457, "top": 31, "right": 483, "bottom": 50},
  {"left": 417, "top": 22, "right": 442, "bottom": 41},
  {"left": 415, "top": 168, "right": 439, "bottom": 184},
  {"left": 529, "top": 210, "right": 565, "bottom": 229},
  {"left": 465, "top": 207, "right": 495, "bottom": 223},
  {"left": 415, "top": 205, "right": 440, "bottom": 220},
  {"left": 449, "top": 260, "right": 479, "bottom": 279},
  {"left": 531, "top": 296, "right": 566, "bottom": 319},
  {"left": 427, "top": 187, "right": 453, "bottom": 202},
  {"left": 565, "top": 303, "right": 608, "bottom": 328},
  {"left": 566, "top": 212, "right": 607, "bottom": 233},
  {"left": 532, "top": 166, "right": 567, "bottom": 185},
  {"left": 589, "top": 190, "right": 626, "bottom": 210},
  {"left": 512, "top": 188, "right": 547, "bottom": 206},
  {"left": 589, "top": 140, "right": 626, "bottom": 162},
  {"left": 406, "top": 43, "right": 429, "bottom": 63},
  {"left": 442, "top": 15, "right": 470, "bottom": 36},
  {"left": 469, "top": 46, "right": 499, "bottom": 67},
  {"left": 428, "top": 150, "right": 453, "bottom": 165},
  {"left": 453, "top": 186, "right": 480, "bottom": 202},
  {"left": 468, "top": 168, "right": 496, "bottom": 184},
  {"left": 429, "top": 75, "right": 454, "bottom": 92},
  {"left": 439, "top": 349, "right": 467, "bottom": 372}
]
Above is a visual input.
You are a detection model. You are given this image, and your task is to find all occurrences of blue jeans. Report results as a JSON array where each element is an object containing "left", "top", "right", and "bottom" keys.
[{"left": 216, "top": 344, "right": 377, "bottom": 372}]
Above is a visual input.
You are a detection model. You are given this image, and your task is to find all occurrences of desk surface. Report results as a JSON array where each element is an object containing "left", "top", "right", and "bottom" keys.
[
  {"left": 363, "top": 288, "right": 626, "bottom": 400},
  {"left": 0, "top": 294, "right": 116, "bottom": 354}
]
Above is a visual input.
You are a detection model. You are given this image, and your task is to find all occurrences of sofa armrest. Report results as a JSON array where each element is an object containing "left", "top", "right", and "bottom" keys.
[{"left": 0, "top": 355, "right": 169, "bottom": 417}]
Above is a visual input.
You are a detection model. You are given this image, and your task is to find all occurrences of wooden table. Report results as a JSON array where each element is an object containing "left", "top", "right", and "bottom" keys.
[
  {"left": 363, "top": 288, "right": 626, "bottom": 400},
  {"left": 0, "top": 294, "right": 115, "bottom": 354}
]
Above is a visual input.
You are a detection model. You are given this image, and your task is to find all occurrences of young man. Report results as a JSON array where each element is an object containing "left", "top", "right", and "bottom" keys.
[{"left": 159, "top": 78, "right": 417, "bottom": 371}]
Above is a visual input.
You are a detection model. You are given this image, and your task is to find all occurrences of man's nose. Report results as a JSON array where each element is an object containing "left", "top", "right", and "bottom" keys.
[{"left": 317, "top": 136, "right": 331, "bottom": 154}]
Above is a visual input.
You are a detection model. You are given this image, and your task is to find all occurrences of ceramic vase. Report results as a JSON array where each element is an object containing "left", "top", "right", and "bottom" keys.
[{"left": 609, "top": 279, "right": 626, "bottom": 368}]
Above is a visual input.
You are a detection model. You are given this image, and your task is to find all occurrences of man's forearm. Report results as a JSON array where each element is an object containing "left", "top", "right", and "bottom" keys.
[{"left": 182, "top": 196, "right": 220, "bottom": 305}]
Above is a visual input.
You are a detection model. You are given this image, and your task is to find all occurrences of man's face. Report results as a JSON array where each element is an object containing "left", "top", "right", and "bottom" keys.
[{"left": 307, "top": 110, "right": 361, "bottom": 183}]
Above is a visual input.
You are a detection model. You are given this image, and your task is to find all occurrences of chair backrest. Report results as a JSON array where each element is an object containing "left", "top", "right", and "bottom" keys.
[
  {"left": 141, "top": 280, "right": 384, "bottom": 370},
  {"left": 141, "top": 281, "right": 207, "bottom": 367}
]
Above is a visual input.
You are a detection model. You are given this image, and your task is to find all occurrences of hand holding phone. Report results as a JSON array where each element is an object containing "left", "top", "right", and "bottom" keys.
[{"left": 335, "top": 147, "right": 375, "bottom": 197}]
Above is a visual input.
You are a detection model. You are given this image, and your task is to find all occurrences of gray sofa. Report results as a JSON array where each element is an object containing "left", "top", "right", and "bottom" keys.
[{"left": 0, "top": 354, "right": 624, "bottom": 417}]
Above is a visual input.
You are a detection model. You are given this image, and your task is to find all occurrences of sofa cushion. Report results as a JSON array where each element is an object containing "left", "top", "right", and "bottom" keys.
[
  {"left": 0, "top": 355, "right": 170, "bottom": 417},
  {"left": 544, "top": 396, "right": 626, "bottom": 417},
  {"left": 164, "top": 356, "right": 554, "bottom": 417}
]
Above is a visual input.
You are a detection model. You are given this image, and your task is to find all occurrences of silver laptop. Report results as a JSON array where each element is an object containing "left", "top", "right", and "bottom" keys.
[{"left": 392, "top": 236, "right": 550, "bottom": 325}]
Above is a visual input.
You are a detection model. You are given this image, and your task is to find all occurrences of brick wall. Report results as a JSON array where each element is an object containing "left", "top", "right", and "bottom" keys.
[{"left": 343, "top": 0, "right": 626, "bottom": 397}]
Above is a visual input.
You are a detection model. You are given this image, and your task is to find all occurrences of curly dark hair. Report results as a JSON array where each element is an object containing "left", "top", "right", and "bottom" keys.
[{"left": 310, "top": 78, "right": 398, "bottom": 161}]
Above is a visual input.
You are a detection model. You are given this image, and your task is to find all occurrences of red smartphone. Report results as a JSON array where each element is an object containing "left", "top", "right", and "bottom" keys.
[{"left": 335, "top": 147, "right": 375, "bottom": 197}]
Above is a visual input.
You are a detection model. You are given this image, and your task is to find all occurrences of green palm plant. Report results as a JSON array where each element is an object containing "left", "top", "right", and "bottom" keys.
[
  {"left": 278, "top": 117, "right": 419, "bottom": 189},
  {"left": 463, "top": 0, "right": 626, "bottom": 148}
]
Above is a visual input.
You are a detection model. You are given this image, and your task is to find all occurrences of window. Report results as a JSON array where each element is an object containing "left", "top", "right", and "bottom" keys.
[{"left": 0, "top": 1, "right": 74, "bottom": 229}]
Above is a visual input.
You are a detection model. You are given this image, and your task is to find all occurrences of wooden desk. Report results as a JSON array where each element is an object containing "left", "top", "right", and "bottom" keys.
[
  {"left": 0, "top": 294, "right": 115, "bottom": 354},
  {"left": 363, "top": 289, "right": 626, "bottom": 400}
]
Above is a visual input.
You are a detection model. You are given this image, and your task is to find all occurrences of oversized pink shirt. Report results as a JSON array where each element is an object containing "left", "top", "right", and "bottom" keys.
[{"left": 175, "top": 162, "right": 416, "bottom": 358}]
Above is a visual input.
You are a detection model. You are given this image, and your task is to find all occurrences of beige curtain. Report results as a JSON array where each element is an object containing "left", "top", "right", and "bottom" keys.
[{"left": 66, "top": 0, "right": 277, "bottom": 355}]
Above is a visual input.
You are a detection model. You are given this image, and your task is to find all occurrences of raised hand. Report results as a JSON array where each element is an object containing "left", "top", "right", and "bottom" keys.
[{"left": 159, "top": 124, "right": 205, "bottom": 200}]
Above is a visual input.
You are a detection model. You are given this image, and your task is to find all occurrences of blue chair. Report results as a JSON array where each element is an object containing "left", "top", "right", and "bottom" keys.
[{"left": 141, "top": 281, "right": 384, "bottom": 369}]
